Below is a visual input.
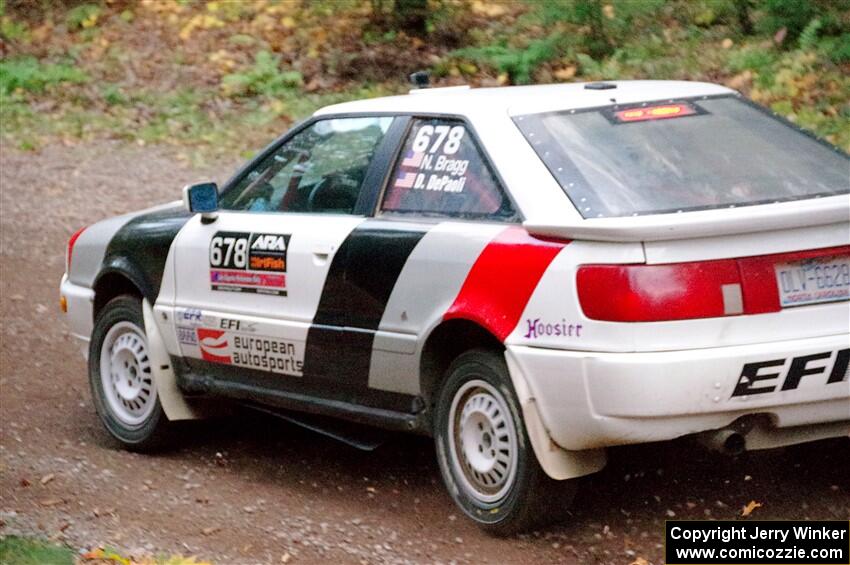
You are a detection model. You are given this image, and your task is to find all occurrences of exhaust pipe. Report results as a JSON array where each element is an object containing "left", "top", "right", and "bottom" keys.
[{"left": 698, "top": 428, "right": 746, "bottom": 455}]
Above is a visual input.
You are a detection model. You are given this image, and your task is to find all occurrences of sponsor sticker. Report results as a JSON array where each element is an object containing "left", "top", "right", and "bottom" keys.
[
  {"left": 197, "top": 328, "right": 232, "bottom": 364},
  {"left": 176, "top": 308, "right": 204, "bottom": 327},
  {"left": 731, "top": 348, "right": 849, "bottom": 397},
  {"left": 209, "top": 231, "right": 290, "bottom": 296},
  {"left": 190, "top": 318, "right": 304, "bottom": 377},
  {"left": 176, "top": 326, "right": 198, "bottom": 346},
  {"left": 522, "top": 318, "right": 583, "bottom": 339}
]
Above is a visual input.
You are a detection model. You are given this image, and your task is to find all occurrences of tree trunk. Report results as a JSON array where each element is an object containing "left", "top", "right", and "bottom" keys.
[{"left": 394, "top": 0, "right": 429, "bottom": 37}]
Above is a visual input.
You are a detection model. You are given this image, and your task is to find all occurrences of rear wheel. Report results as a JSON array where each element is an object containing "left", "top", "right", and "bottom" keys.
[
  {"left": 89, "top": 295, "right": 169, "bottom": 450},
  {"left": 435, "top": 349, "right": 576, "bottom": 535}
]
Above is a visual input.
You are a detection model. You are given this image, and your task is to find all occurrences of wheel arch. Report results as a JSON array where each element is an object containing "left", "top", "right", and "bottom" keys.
[
  {"left": 92, "top": 262, "right": 150, "bottom": 321},
  {"left": 420, "top": 317, "right": 608, "bottom": 481},
  {"left": 419, "top": 318, "right": 503, "bottom": 419}
]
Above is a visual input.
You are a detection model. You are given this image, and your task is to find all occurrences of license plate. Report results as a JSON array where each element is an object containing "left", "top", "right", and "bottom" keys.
[{"left": 774, "top": 255, "right": 850, "bottom": 307}]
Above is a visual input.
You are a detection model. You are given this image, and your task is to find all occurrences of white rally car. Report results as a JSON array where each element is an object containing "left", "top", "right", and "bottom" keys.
[{"left": 60, "top": 81, "right": 850, "bottom": 534}]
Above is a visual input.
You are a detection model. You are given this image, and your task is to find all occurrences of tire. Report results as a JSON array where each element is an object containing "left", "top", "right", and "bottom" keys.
[
  {"left": 89, "top": 295, "right": 169, "bottom": 451},
  {"left": 434, "top": 349, "right": 576, "bottom": 535}
]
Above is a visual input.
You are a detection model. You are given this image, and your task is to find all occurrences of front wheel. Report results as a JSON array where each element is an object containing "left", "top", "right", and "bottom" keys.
[
  {"left": 89, "top": 295, "right": 169, "bottom": 450},
  {"left": 435, "top": 349, "right": 576, "bottom": 535}
]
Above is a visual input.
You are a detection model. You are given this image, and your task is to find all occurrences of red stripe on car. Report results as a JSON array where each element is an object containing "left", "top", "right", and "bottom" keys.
[{"left": 444, "top": 227, "right": 569, "bottom": 341}]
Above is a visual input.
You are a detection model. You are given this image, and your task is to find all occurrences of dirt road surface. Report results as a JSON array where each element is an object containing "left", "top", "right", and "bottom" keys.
[{"left": 1, "top": 141, "right": 848, "bottom": 564}]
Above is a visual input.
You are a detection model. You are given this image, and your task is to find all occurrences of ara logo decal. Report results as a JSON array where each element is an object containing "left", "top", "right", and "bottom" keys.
[
  {"left": 197, "top": 328, "right": 231, "bottom": 364},
  {"left": 251, "top": 234, "right": 287, "bottom": 252}
]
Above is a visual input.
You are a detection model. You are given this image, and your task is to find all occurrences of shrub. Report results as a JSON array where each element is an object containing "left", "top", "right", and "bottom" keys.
[
  {"left": 451, "top": 35, "right": 563, "bottom": 84},
  {"left": 66, "top": 4, "right": 101, "bottom": 30},
  {"left": 0, "top": 57, "right": 87, "bottom": 96},
  {"left": 221, "top": 51, "right": 303, "bottom": 98}
]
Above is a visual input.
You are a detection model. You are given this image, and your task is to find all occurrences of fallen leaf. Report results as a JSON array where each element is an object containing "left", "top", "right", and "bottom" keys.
[
  {"left": 19, "top": 478, "right": 31, "bottom": 487},
  {"left": 741, "top": 500, "right": 762, "bottom": 517},
  {"left": 554, "top": 66, "right": 577, "bottom": 81},
  {"left": 81, "top": 547, "right": 131, "bottom": 564},
  {"left": 39, "top": 498, "right": 63, "bottom": 507},
  {"left": 40, "top": 473, "right": 55, "bottom": 485},
  {"left": 202, "top": 526, "right": 220, "bottom": 536}
]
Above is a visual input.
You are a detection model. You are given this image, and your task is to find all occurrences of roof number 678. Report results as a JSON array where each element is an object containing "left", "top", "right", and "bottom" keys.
[{"left": 412, "top": 125, "right": 465, "bottom": 155}]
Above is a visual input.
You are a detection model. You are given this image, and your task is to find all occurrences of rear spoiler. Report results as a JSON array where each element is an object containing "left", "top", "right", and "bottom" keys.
[{"left": 523, "top": 194, "right": 850, "bottom": 243}]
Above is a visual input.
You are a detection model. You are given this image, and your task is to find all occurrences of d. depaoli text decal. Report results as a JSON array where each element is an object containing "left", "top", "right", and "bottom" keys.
[{"left": 209, "top": 231, "right": 290, "bottom": 296}]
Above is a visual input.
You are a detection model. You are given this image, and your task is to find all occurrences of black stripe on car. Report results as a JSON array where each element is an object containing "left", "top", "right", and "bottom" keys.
[
  {"left": 303, "top": 219, "right": 431, "bottom": 386},
  {"left": 99, "top": 205, "right": 192, "bottom": 303}
]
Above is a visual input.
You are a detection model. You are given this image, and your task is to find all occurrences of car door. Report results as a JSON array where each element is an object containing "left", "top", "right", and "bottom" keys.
[{"left": 168, "top": 115, "right": 398, "bottom": 388}]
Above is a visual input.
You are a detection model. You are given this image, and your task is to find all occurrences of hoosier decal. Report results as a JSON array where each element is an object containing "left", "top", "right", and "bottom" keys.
[{"left": 209, "top": 231, "right": 290, "bottom": 296}]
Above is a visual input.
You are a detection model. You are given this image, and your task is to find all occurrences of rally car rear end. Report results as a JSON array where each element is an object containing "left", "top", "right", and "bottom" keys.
[
  {"left": 507, "top": 242, "right": 850, "bottom": 453},
  {"left": 503, "top": 85, "right": 850, "bottom": 458}
]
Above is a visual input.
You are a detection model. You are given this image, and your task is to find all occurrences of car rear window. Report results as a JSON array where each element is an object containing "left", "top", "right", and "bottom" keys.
[{"left": 514, "top": 96, "right": 850, "bottom": 218}]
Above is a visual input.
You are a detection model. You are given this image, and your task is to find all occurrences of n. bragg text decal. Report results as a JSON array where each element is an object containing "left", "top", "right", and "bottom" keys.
[{"left": 209, "top": 231, "right": 290, "bottom": 296}]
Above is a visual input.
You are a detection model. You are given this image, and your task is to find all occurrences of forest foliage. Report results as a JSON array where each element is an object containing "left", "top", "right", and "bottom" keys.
[{"left": 1, "top": 0, "right": 848, "bottom": 158}]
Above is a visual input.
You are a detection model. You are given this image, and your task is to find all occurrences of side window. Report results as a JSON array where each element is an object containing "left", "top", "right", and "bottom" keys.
[
  {"left": 220, "top": 117, "right": 393, "bottom": 214},
  {"left": 380, "top": 118, "right": 515, "bottom": 219}
]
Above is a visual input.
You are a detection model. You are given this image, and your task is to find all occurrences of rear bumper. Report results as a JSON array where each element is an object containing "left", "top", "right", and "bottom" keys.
[
  {"left": 60, "top": 274, "right": 94, "bottom": 344},
  {"left": 507, "top": 334, "right": 850, "bottom": 451}
]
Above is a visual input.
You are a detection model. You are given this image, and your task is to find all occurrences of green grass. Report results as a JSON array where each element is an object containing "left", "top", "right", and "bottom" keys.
[
  {"left": 0, "top": 57, "right": 87, "bottom": 96},
  {"left": 0, "top": 536, "right": 74, "bottom": 565},
  {"left": 0, "top": 0, "right": 846, "bottom": 156},
  {"left": 0, "top": 80, "right": 401, "bottom": 163}
]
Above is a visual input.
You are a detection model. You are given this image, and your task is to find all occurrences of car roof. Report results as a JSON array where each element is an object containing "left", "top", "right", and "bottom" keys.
[{"left": 314, "top": 80, "right": 735, "bottom": 118}]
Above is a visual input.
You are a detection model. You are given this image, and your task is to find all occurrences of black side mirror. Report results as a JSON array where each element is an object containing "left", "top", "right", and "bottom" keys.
[{"left": 183, "top": 182, "right": 219, "bottom": 221}]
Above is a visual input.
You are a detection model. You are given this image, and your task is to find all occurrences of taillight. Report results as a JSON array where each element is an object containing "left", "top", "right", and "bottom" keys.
[
  {"left": 577, "top": 246, "right": 850, "bottom": 322},
  {"left": 577, "top": 260, "right": 743, "bottom": 322},
  {"left": 66, "top": 226, "right": 86, "bottom": 273}
]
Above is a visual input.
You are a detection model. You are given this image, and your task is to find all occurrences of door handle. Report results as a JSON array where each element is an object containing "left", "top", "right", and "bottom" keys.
[{"left": 312, "top": 244, "right": 334, "bottom": 260}]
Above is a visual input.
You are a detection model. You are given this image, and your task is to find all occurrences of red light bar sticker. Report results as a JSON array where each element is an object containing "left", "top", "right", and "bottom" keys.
[{"left": 611, "top": 102, "right": 699, "bottom": 123}]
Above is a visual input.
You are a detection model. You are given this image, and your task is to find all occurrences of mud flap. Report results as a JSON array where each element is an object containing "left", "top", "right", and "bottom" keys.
[
  {"left": 142, "top": 299, "right": 205, "bottom": 421},
  {"left": 504, "top": 351, "right": 606, "bottom": 480}
]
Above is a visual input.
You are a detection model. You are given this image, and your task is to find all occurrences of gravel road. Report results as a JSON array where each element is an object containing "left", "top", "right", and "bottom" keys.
[{"left": 1, "top": 141, "right": 847, "bottom": 564}]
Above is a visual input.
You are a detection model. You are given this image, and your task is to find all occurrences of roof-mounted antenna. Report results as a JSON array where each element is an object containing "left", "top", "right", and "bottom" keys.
[
  {"left": 409, "top": 71, "right": 431, "bottom": 89},
  {"left": 584, "top": 82, "right": 616, "bottom": 90}
]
